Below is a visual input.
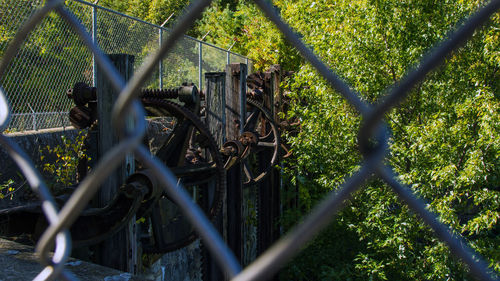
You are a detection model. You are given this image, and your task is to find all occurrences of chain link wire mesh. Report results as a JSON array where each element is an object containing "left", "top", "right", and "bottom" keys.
[
  {"left": 161, "top": 34, "right": 199, "bottom": 88},
  {"left": 0, "top": 0, "right": 252, "bottom": 132},
  {"left": 0, "top": 0, "right": 92, "bottom": 132},
  {"left": 0, "top": 0, "right": 498, "bottom": 281}
]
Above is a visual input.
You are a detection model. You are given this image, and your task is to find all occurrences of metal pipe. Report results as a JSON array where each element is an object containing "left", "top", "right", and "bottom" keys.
[
  {"left": 27, "top": 103, "right": 36, "bottom": 131},
  {"left": 92, "top": 5, "right": 97, "bottom": 87},
  {"left": 161, "top": 12, "right": 175, "bottom": 27},
  {"left": 201, "top": 30, "right": 211, "bottom": 41},
  {"left": 199, "top": 41, "right": 203, "bottom": 91},
  {"left": 159, "top": 29, "right": 163, "bottom": 89}
]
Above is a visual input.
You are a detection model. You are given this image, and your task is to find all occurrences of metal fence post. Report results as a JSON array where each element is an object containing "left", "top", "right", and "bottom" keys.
[
  {"left": 92, "top": 5, "right": 97, "bottom": 87},
  {"left": 159, "top": 28, "right": 163, "bottom": 89},
  {"left": 158, "top": 13, "right": 173, "bottom": 90},
  {"left": 227, "top": 42, "right": 236, "bottom": 67},
  {"left": 199, "top": 41, "right": 203, "bottom": 91},
  {"left": 27, "top": 103, "right": 36, "bottom": 131}
]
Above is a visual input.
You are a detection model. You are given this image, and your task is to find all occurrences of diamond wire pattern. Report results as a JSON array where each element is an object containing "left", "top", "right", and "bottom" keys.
[
  {"left": 0, "top": 1, "right": 93, "bottom": 131},
  {"left": 98, "top": 9, "right": 157, "bottom": 63},
  {"left": 201, "top": 45, "right": 227, "bottom": 94},
  {"left": 230, "top": 53, "right": 247, "bottom": 66},
  {"left": 0, "top": 0, "right": 42, "bottom": 114},
  {"left": 97, "top": 9, "right": 161, "bottom": 89},
  {"left": 0, "top": 1, "right": 252, "bottom": 132},
  {"left": 161, "top": 32, "right": 199, "bottom": 88},
  {"left": 0, "top": 0, "right": 498, "bottom": 281},
  {"left": 0, "top": 1, "right": 43, "bottom": 47},
  {"left": 230, "top": 53, "right": 253, "bottom": 75},
  {"left": 233, "top": 1, "right": 500, "bottom": 281}
]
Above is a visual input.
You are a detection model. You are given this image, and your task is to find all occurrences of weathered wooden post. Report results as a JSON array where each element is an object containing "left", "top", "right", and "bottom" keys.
[
  {"left": 257, "top": 65, "right": 281, "bottom": 263},
  {"left": 225, "top": 63, "right": 247, "bottom": 265},
  {"left": 96, "top": 54, "right": 137, "bottom": 273},
  {"left": 203, "top": 71, "right": 226, "bottom": 281},
  {"left": 269, "top": 65, "right": 282, "bottom": 246},
  {"left": 205, "top": 72, "right": 226, "bottom": 145}
]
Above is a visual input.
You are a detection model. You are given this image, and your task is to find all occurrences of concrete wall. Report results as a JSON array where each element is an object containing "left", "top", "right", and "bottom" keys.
[
  {"left": 0, "top": 127, "right": 79, "bottom": 181},
  {"left": 160, "top": 240, "right": 202, "bottom": 281},
  {"left": 0, "top": 127, "right": 79, "bottom": 208}
]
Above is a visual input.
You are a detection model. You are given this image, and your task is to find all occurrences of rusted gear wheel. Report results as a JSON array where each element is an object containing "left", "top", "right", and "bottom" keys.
[
  {"left": 242, "top": 98, "right": 279, "bottom": 186},
  {"left": 140, "top": 98, "right": 225, "bottom": 253}
]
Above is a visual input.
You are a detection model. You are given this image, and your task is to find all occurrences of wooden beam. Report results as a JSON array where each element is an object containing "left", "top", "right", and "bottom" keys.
[
  {"left": 203, "top": 71, "right": 227, "bottom": 281},
  {"left": 224, "top": 63, "right": 247, "bottom": 266},
  {"left": 96, "top": 54, "right": 137, "bottom": 273}
]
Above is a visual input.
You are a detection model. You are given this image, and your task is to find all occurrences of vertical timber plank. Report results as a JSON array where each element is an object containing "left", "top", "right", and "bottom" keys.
[
  {"left": 257, "top": 70, "right": 273, "bottom": 256},
  {"left": 203, "top": 72, "right": 226, "bottom": 281},
  {"left": 269, "top": 65, "right": 282, "bottom": 246},
  {"left": 224, "top": 63, "right": 247, "bottom": 268},
  {"left": 257, "top": 65, "right": 281, "bottom": 266},
  {"left": 96, "top": 54, "right": 136, "bottom": 273},
  {"left": 205, "top": 72, "right": 226, "bottom": 146}
]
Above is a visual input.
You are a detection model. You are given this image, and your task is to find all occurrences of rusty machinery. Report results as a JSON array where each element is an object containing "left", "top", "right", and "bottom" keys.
[{"left": 0, "top": 79, "right": 280, "bottom": 255}]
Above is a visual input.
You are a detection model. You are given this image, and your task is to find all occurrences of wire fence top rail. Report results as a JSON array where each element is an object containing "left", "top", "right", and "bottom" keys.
[
  {"left": 0, "top": 0, "right": 498, "bottom": 281},
  {"left": 74, "top": 0, "right": 249, "bottom": 59}
]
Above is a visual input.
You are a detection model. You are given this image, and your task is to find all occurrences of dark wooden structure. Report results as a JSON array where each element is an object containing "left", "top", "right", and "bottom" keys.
[
  {"left": 86, "top": 60, "right": 282, "bottom": 279},
  {"left": 225, "top": 63, "right": 247, "bottom": 265},
  {"left": 96, "top": 54, "right": 137, "bottom": 273}
]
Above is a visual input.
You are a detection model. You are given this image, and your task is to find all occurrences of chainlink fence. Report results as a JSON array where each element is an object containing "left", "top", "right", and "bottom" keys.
[
  {"left": 0, "top": 0, "right": 499, "bottom": 281},
  {"left": 0, "top": 0, "right": 251, "bottom": 132}
]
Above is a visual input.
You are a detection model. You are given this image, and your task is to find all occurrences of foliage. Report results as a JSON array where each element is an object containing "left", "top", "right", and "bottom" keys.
[
  {"left": 0, "top": 179, "right": 15, "bottom": 200},
  {"left": 0, "top": 0, "right": 92, "bottom": 116},
  {"left": 40, "top": 132, "right": 88, "bottom": 194},
  {"left": 272, "top": 0, "right": 499, "bottom": 280},
  {"left": 195, "top": 0, "right": 301, "bottom": 71},
  {"left": 98, "top": 0, "right": 191, "bottom": 27}
]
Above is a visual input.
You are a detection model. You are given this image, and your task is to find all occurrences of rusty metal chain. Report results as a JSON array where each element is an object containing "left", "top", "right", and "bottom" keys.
[{"left": 0, "top": 0, "right": 499, "bottom": 280}]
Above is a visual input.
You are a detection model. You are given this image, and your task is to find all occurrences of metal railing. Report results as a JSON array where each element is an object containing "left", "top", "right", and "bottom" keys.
[
  {"left": 0, "top": 0, "right": 251, "bottom": 132},
  {"left": 0, "top": 0, "right": 498, "bottom": 281}
]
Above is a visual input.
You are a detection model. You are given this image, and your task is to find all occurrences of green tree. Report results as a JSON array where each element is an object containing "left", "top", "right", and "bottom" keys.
[
  {"left": 195, "top": 0, "right": 301, "bottom": 71},
  {"left": 0, "top": 0, "right": 92, "bottom": 121},
  {"left": 97, "top": 0, "right": 191, "bottom": 27},
  {"left": 270, "top": 0, "right": 499, "bottom": 280}
]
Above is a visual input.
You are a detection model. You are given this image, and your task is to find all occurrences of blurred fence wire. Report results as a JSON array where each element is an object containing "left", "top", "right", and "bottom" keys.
[
  {"left": 0, "top": 0, "right": 250, "bottom": 132},
  {"left": 0, "top": 0, "right": 499, "bottom": 281}
]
